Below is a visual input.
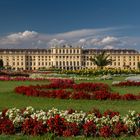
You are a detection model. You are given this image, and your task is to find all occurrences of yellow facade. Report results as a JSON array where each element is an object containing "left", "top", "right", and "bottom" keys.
[{"left": 0, "top": 46, "right": 140, "bottom": 70}]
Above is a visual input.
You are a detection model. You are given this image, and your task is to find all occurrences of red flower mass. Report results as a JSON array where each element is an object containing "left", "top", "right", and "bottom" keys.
[{"left": 15, "top": 79, "right": 140, "bottom": 100}]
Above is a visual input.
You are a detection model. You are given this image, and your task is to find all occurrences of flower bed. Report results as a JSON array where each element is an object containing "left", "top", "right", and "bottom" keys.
[
  {"left": 15, "top": 79, "right": 140, "bottom": 100},
  {"left": 61, "top": 68, "right": 140, "bottom": 76},
  {"left": 0, "top": 106, "right": 140, "bottom": 137},
  {"left": 113, "top": 81, "right": 140, "bottom": 87},
  {"left": 0, "top": 76, "right": 48, "bottom": 81}
]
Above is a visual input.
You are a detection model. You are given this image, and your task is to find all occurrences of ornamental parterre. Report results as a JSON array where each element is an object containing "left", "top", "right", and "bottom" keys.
[
  {"left": 15, "top": 79, "right": 140, "bottom": 100},
  {"left": 0, "top": 106, "right": 140, "bottom": 137},
  {"left": 112, "top": 81, "right": 140, "bottom": 87}
]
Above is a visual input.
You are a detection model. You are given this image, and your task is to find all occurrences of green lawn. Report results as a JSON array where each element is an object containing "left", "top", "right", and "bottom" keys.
[
  {"left": 1, "top": 134, "right": 140, "bottom": 140},
  {"left": 0, "top": 77, "right": 140, "bottom": 115}
]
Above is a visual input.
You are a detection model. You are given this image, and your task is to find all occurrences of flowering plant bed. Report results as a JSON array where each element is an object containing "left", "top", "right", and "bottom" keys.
[
  {"left": 0, "top": 106, "right": 140, "bottom": 138},
  {"left": 61, "top": 68, "right": 140, "bottom": 75},
  {"left": 113, "top": 81, "right": 140, "bottom": 87},
  {"left": 0, "top": 76, "right": 48, "bottom": 81},
  {"left": 15, "top": 79, "right": 140, "bottom": 100}
]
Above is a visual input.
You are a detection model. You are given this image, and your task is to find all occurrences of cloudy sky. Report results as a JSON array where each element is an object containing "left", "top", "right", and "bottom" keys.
[{"left": 0, "top": 0, "right": 140, "bottom": 50}]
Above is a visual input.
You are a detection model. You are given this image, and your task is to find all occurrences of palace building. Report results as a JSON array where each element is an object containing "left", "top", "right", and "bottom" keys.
[{"left": 0, "top": 45, "right": 140, "bottom": 70}]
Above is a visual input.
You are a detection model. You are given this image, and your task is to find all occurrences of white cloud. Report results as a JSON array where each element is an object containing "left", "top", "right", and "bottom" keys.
[
  {"left": 74, "top": 36, "right": 123, "bottom": 49},
  {"left": 7, "top": 30, "right": 38, "bottom": 40},
  {"left": 48, "top": 39, "right": 66, "bottom": 47},
  {"left": 103, "top": 45, "right": 115, "bottom": 49},
  {"left": 101, "top": 36, "right": 119, "bottom": 45},
  {"left": 0, "top": 30, "right": 38, "bottom": 45},
  {"left": 53, "top": 27, "right": 119, "bottom": 40},
  {"left": 0, "top": 27, "right": 139, "bottom": 50},
  {"left": 90, "top": 36, "right": 121, "bottom": 47}
]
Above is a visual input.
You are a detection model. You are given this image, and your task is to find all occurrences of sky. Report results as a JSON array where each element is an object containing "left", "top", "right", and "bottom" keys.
[{"left": 0, "top": 0, "right": 140, "bottom": 50}]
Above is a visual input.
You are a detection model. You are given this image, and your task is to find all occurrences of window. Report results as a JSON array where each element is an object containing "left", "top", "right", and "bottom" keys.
[
  {"left": 66, "top": 61, "right": 68, "bottom": 65},
  {"left": 77, "top": 61, "right": 79, "bottom": 66}
]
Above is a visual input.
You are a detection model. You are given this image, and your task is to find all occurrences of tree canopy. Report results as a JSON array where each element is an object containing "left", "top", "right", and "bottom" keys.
[{"left": 90, "top": 51, "right": 113, "bottom": 69}]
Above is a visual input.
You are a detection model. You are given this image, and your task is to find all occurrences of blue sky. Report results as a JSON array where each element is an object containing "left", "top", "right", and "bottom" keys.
[{"left": 0, "top": 0, "right": 140, "bottom": 50}]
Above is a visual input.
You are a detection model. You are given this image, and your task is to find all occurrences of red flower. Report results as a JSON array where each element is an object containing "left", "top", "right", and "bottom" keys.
[
  {"left": 99, "top": 126, "right": 112, "bottom": 137},
  {"left": 47, "top": 115, "right": 66, "bottom": 136},
  {"left": 88, "top": 108, "right": 102, "bottom": 118},
  {"left": 22, "top": 118, "right": 45, "bottom": 135},
  {"left": 63, "top": 122, "right": 79, "bottom": 137},
  {"left": 83, "top": 121, "right": 97, "bottom": 136},
  {"left": 0, "top": 119, "right": 15, "bottom": 135},
  {"left": 93, "top": 91, "right": 110, "bottom": 100},
  {"left": 122, "top": 94, "right": 137, "bottom": 100},
  {"left": 104, "top": 110, "right": 119, "bottom": 119},
  {"left": 113, "top": 122, "right": 128, "bottom": 136}
]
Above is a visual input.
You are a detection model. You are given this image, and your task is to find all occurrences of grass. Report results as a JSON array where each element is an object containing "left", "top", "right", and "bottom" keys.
[
  {"left": 0, "top": 77, "right": 140, "bottom": 114},
  {"left": 0, "top": 77, "right": 140, "bottom": 139},
  {"left": 1, "top": 134, "right": 140, "bottom": 140}
]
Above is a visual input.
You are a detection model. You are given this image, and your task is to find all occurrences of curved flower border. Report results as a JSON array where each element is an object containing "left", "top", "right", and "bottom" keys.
[
  {"left": 15, "top": 79, "right": 140, "bottom": 100},
  {"left": 113, "top": 81, "right": 140, "bottom": 87}
]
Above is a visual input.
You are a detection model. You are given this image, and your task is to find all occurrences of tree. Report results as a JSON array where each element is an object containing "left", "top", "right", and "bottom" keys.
[
  {"left": 90, "top": 51, "right": 112, "bottom": 69},
  {"left": 0, "top": 59, "right": 3, "bottom": 69}
]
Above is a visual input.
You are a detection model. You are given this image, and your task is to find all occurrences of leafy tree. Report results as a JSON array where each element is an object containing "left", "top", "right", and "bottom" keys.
[{"left": 90, "top": 51, "right": 113, "bottom": 69}]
